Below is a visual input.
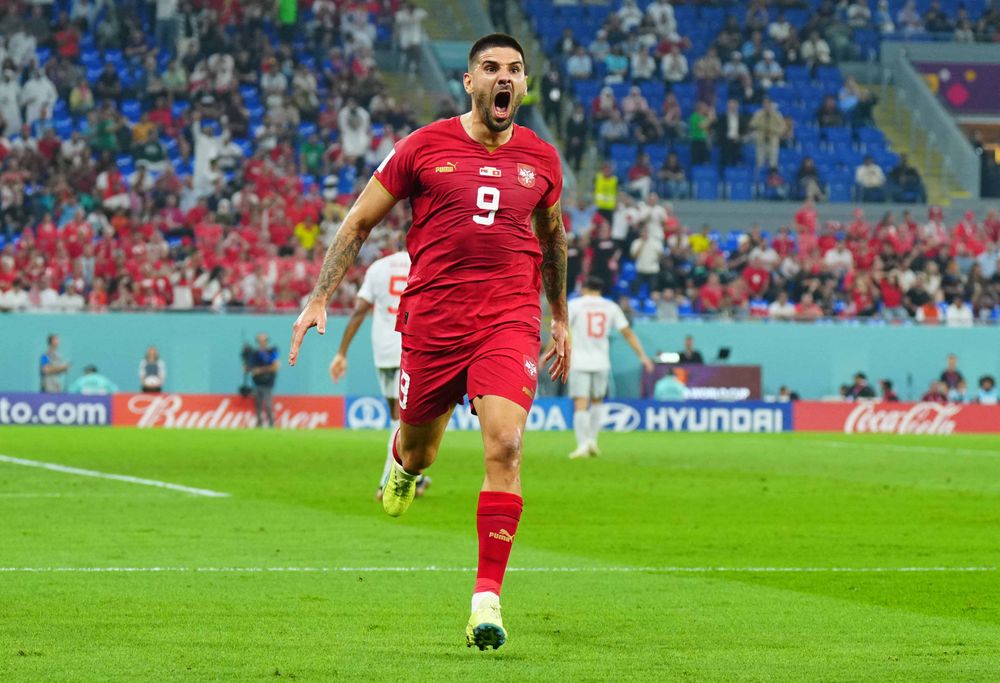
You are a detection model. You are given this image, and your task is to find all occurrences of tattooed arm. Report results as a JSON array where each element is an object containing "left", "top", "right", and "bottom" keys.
[
  {"left": 288, "top": 178, "right": 397, "bottom": 365},
  {"left": 533, "top": 200, "right": 571, "bottom": 382}
]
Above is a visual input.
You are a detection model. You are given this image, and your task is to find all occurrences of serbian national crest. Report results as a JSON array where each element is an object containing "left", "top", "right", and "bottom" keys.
[
  {"left": 517, "top": 163, "right": 536, "bottom": 188},
  {"left": 523, "top": 356, "right": 538, "bottom": 379}
]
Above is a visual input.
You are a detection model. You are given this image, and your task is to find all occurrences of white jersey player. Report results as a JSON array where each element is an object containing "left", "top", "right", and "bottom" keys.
[
  {"left": 330, "top": 249, "right": 430, "bottom": 498},
  {"left": 566, "top": 277, "right": 654, "bottom": 458}
]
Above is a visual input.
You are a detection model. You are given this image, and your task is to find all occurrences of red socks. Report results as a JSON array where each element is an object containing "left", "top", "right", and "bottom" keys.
[{"left": 474, "top": 491, "right": 523, "bottom": 595}]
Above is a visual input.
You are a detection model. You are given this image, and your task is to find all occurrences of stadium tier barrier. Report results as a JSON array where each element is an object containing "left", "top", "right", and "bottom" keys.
[
  {"left": 3, "top": 392, "right": 998, "bottom": 436},
  {"left": 3, "top": 314, "right": 1000, "bottom": 400}
]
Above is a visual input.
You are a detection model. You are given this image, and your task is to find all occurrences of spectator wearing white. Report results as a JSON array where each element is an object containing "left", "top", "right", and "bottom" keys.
[
  {"left": 847, "top": 0, "right": 872, "bottom": 29},
  {"left": 630, "top": 49, "right": 657, "bottom": 81},
  {"left": 749, "top": 97, "right": 786, "bottom": 170},
  {"left": 588, "top": 30, "right": 611, "bottom": 63},
  {"left": 945, "top": 296, "right": 973, "bottom": 327},
  {"left": 21, "top": 69, "right": 58, "bottom": 126},
  {"left": 0, "top": 279, "right": 28, "bottom": 311},
  {"left": 855, "top": 155, "right": 887, "bottom": 202},
  {"left": 260, "top": 57, "right": 288, "bottom": 103},
  {"left": 722, "top": 52, "right": 749, "bottom": 85},
  {"left": 768, "top": 291, "right": 797, "bottom": 320},
  {"left": 341, "top": 6, "right": 376, "bottom": 54},
  {"left": 191, "top": 113, "right": 225, "bottom": 198},
  {"left": 611, "top": 192, "right": 638, "bottom": 245},
  {"left": 0, "top": 69, "right": 22, "bottom": 133},
  {"left": 140, "top": 346, "right": 167, "bottom": 392},
  {"left": 621, "top": 86, "right": 649, "bottom": 121},
  {"left": 38, "top": 276, "right": 61, "bottom": 311},
  {"left": 617, "top": 0, "right": 644, "bottom": 32},
  {"left": 768, "top": 12, "right": 793, "bottom": 44},
  {"left": 395, "top": 2, "right": 428, "bottom": 75},
  {"left": 291, "top": 64, "right": 320, "bottom": 118},
  {"left": 661, "top": 45, "right": 688, "bottom": 83},
  {"left": 646, "top": 0, "right": 677, "bottom": 37},
  {"left": 896, "top": 0, "right": 924, "bottom": 35},
  {"left": 634, "top": 192, "right": 667, "bottom": 238},
  {"left": 875, "top": 0, "right": 895, "bottom": 34},
  {"left": 208, "top": 52, "right": 236, "bottom": 93},
  {"left": 566, "top": 46, "right": 593, "bottom": 80},
  {"left": 155, "top": 0, "right": 179, "bottom": 53},
  {"left": 753, "top": 50, "right": 784, "bottom": 88},
  {"left": 630, "top": 224, "right": 665, "bottom": 296},
  {"left": 61, "top": 130, "right": 88, "bottom": 165},
  {"left": 824, "top": 240, "right": 855, "bottom": 275},
  {"left": 7, "top": 29, "right": 37, "bottom": 69},
  {"left": 338, "top": 98, "right": 371, "bottom": 162},
  {"left": 61, "top": 282, "right": 86, "bottom": 312},
  {"left": 801, "top": 31, "right": 832, "bottom": 66},
  {"left": 749, "top": 241, "right": 780, "bottom": 270}
]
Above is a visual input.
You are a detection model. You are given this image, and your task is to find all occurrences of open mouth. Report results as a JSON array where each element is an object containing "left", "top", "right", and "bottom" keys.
[{"left": 493, "top": 90, "right": 512, "bottom": 119}]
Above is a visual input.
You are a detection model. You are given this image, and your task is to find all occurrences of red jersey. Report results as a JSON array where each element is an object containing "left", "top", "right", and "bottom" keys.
[{"left": 374, "top": 117, "right": 562, "bottom": 347}]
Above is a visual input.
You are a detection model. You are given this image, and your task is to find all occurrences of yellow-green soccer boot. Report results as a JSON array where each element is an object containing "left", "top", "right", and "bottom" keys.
[
  {"left": 381, "top": 460, "right": 418, "bottom": 517},
  {"left": 465, "top": 593, "right": 506, "bottom": 650}
]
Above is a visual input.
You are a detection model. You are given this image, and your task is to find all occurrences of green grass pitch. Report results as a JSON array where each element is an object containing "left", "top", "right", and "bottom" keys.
[{"left": 1, "top": 427, "right": 999, "bottom": 680}]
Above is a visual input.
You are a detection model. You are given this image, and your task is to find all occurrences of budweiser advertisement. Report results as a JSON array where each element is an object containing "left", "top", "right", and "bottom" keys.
[
  {"left": 112, "top": 393, "right": 345, "bottom": 429},
  {"left": 793, "top": 401, "right": 1000, "bottom": 435}
]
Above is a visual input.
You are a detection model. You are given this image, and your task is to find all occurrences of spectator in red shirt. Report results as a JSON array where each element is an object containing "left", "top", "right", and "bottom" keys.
[
  {"left": 876, "top": 269, "right": 907, "bottom": 321},
  {"left": 699, "top": 273, "right": 724, "bottom": 313},
  {"left": 879, "top": 379, "right": 900, "bottom": 402},
  {"left": 795, "top": 291, "right": 824, "bottom": 320},
  {"left": 921, "top": 380, "right": 948, "bottom": 404},
  {"left": 741, "top": 257, "right": 770, "bottom": 297}
]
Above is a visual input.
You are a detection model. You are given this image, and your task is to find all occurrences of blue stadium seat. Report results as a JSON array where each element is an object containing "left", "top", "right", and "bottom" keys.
[
  {"left": 121, "top": 100, "right": 142, "bottom": 123},
  {"left": 795, "top": 127, "right": 821, "bottom": 151},
  {"left": 823, "top": 126, "right": 852, "bottom": 146},
  {"left": 856, "top": 127, "right": 886, "bottom": 151},
  {"left": 724, "top": 166, "right": 754, "bottom": 201},
  {"left": 785, "top": 65, "right": 810, "bottom": 85},
  {"left": 693, "top": 175, "right": 719, "bottom": 200},
  {"left": 815, "top": 66, "right": 842, "bottom": 87},
  {"left": 619, "top": 260, "right": 637, "bottom": 284}
]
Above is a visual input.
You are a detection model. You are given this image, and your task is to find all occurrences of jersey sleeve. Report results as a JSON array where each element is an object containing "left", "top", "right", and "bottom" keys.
[
  {"left": 611, "top": 303, "right": 630, "bottom": 332},
  {"left": 539, "top": 144, "right": 563, "bottom": 209},
  {"left": 357, "top": 264, "right": 376, "bottom": 304},
  {"left": 373, "top": 131, "right": 420, "bottom": 200}
]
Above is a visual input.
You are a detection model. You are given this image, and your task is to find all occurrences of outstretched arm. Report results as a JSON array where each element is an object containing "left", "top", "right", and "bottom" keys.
[
  {"left": 533, "top": 201, "right": 571, "bottom": 383},
  {"left": 288, "top": 178, "right": 397, "bottom": 365},
  {"left": 329, "top": 297, "right": 373, "bottom": 383},
  {"left": 621, "top": 327, "right": 654, "bottom": 373}
]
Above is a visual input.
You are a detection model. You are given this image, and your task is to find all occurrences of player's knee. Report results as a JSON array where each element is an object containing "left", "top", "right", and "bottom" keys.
[{"left": 485, "top": 430, "right": 522, "bottom": 471}]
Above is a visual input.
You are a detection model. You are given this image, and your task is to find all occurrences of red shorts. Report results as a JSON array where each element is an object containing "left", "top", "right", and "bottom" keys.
[{"left": 398, "top": 325, "right": 541, "bottom": 425}]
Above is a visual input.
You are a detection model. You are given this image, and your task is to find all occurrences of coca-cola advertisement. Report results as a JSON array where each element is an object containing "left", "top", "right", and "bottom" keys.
[
  {"left": 112, "top": 393, "right": 345, "bottom": 429},
  {"left": 793, "top": 401, "right": 1000, "bottom": 435}
]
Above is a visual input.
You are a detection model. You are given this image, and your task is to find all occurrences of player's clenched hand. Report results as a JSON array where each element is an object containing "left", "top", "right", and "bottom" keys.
[
  {"left": 329, "top": 353, "right": 348, "bottom": 383},
  {"left": 288, "top": 298, "right": 328, "bottom": 366},
  {"left": 544, "top": 318, "right": 571, "bottom": 383}
]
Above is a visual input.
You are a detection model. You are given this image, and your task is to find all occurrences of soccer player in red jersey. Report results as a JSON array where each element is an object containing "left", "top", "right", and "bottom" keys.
[{"left": 287, "top": 34, "right": 569, "bottom": 651}]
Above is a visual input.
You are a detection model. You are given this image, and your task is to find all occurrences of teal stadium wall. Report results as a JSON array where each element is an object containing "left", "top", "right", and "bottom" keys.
[{"left": 2, "top": 313, "right": 999, "bottom": 400}]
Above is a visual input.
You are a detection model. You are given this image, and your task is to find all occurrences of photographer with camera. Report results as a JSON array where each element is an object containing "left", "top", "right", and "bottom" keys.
[{"left": 242, "top": 333, "right": 280, "bottom": 428}]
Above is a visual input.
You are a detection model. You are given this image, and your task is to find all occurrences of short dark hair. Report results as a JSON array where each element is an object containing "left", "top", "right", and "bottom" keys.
[
  {"left": 584, "top": 276, "right": 604, "bottom": 292},
  {"left": 47, "top": 333, "right": 57, "bottom": 345},
  {"left": 468, "top": 33, "right": 526, "bottom": 71}
]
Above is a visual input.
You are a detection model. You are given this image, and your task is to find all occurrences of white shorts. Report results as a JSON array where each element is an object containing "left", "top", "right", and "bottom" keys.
[
  {"left": 569, "top": 369, "right": 609, "bottom": 400},
  {"left": 377, "top": 367, "right": 400, "bottom": 400}
]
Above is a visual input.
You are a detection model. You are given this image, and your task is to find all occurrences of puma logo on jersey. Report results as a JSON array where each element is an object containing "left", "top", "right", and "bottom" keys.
[
  {"left": 489, "top": 528, "right": 514, "bottom": 543},
  {"left": 435, "top": 161, "right": 457, "bottom": 173},
  {"left": 479, "top": 166, "right": 502, "bottom": 177}
]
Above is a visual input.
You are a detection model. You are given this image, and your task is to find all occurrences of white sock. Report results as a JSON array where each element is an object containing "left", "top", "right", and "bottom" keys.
[
  {"left": 588, "top": 403, "right": 603, "bottom": 445},
  {"left": 380, "top": 420, "right": 399, "bottom": 488},
  {"left": 572, "top": 410, "right": 590, "bottom": 449},
  {"left": 472, "top": 591, "right": 500, "bottom": 611}
]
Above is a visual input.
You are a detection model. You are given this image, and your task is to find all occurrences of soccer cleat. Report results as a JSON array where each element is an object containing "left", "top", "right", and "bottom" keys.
[
  {"left": 382, "top": 460, "right": 418, "bottom": 517},
  {"left": 415, "top": 475, "right": 432, "bottom": 498},
  {"left": 568, "top": 445, "right": 592, "bottom": 459},
  {"left": 586, "top": 440, "right": 601, "bottom": 457},
  {"left": 466, "top": 595, "right": 506, "bottom": 650}
]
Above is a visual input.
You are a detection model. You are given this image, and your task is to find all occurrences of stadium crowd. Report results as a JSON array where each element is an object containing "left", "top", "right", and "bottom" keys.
[
  {"left": 563, "top": 197, "right": 1000, "bottom": 324},
  {"left": 537, "top": 0, "right": 1000, "bottom": 202},
  {"left": 0, "top": 0, "right": 420, "bottom": 313}
]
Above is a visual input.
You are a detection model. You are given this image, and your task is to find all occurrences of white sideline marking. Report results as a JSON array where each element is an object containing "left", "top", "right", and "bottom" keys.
[
  {"left": 0, "top": 454, "right": 229, "bottom": 498},
  {"left": 0, "top": 566, "right": 993, "bottom": 574}
]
